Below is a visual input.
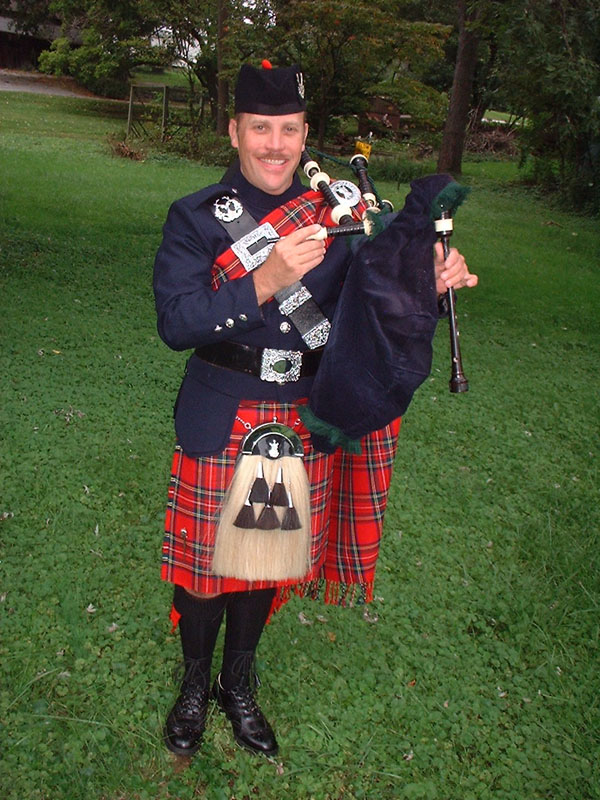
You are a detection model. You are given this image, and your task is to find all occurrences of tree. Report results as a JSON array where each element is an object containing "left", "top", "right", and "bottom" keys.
[
  {"left": 437, "top": 0, "right": 482, "bottom": 175},
  {"left": 268, "top": 0, "right": 450, "bottom": 150},
  {"left": 13, "top": 0, "right": 168, "bottom": 97},
  {"left": 499, "top": 0, "right": 600, "bottom": 211}
]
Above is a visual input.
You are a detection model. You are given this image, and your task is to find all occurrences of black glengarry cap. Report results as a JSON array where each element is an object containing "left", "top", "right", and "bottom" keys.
[{"left": 234, "top": 62, "right": 306, "bottom": 116}]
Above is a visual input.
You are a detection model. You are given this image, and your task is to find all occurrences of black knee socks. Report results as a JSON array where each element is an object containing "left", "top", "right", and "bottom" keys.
[
  {"left": 173, "top": 585, "right": 276, "bottom": 690},
  {"left": 173, "top": 586, "right": 228, "bottom": 684},
  {"left": 220, "top": 588, "right": 276, "bottom": 690}
]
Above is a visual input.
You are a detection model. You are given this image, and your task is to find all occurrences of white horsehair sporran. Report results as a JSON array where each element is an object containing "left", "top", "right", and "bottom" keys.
[{"left": 211, "top": 422, "right": 311, "bottom": 581}]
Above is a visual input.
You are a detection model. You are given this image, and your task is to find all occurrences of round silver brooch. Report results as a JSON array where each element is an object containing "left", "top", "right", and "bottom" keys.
[{"left": 330, "top": 180, "right": 363, "bottom": 208}]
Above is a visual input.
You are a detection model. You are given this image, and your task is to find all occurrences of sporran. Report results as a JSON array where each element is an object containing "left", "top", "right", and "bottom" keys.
[{"left": 211, "top": 423, "right": 311, "bottom": 581}]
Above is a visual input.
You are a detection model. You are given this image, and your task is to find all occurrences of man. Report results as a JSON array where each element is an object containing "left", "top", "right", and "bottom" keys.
[{"left": 153, "top": 62, "right": 477, "bottom": 759}]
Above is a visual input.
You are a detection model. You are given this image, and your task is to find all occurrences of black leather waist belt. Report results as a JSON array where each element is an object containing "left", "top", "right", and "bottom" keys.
[{"left": 195, "top": 342, "right": 323, "bottom": 384}]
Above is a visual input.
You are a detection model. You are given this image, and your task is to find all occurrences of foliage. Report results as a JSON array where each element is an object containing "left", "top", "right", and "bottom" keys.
[
  {"left": 1, "top": 90, "right": 600, "bottom": 800},
  {"left": 369, "top": 77, "right": 448, "bottom": 132},
  {"left": 38, "top": 31, "right": 162, "bottom": 98},
  {"left": 269, "top": 0, "right": 450, "bottom": 149},
  {"left": 481, "top": 0, "right": 600, "bottom": 213},
  {"left": 13, "top": 0, "right": 170, "bottom": 97}
]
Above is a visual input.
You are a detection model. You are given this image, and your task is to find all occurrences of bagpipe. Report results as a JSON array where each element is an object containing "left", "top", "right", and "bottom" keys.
[{"left": 299, "top": 141, "right": 470, "bottom": 396}]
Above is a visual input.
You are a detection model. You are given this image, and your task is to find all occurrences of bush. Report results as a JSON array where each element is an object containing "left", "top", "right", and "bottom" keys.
[
  {"left": 38, "top": 31, "right": 158, "bottom": 98},
  {"left": 367, "top": 156, "right": 431, "bottom": 184},
  {"left": 519, "top": 152, "right": 600, "bottom": 216},
  {"left": 466, "top": 124, "right": 519, "bottom": 157},
  {"left": 157, "top": 126, "right": 232, "bottom": 165}
]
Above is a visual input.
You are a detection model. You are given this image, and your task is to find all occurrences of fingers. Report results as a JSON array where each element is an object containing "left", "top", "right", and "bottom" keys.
[
  {"left": 435, "top": 243, "right": 478, "bottom": 290},
  {"left": 252, "top": 224, "right": 326, "bottom": 304},
  {"left": 272, "top": 224, "right": 325, "bottom": 270}
]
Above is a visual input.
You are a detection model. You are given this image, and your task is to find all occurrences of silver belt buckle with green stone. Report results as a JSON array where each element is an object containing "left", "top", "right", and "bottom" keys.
[{"left": 260, "top": 348, "right": 302, "bottom": 384}]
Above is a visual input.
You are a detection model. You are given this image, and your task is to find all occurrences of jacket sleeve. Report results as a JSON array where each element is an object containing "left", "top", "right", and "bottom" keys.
[{"left": 153, "top": 196, "right": 266, "bottom": 351}]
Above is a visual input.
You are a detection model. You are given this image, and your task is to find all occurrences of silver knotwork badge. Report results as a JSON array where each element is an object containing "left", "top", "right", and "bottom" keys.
[
  {"left": 330, "top": 180, "right": 362, "bottom": 208},
  {"left": 296, "top": 71, "right": 305, "bottom": 101},
  {"left": 213, "top": 196, "right": 244, "bottom": 223}
]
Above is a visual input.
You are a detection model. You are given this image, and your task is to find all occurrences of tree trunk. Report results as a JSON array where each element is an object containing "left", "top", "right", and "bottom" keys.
[
  {"left": 437, "top": 0, "right": 481, "bottom": 176},
  {"left": 216, "top": 0, "right": 229, "bottom": 136}
]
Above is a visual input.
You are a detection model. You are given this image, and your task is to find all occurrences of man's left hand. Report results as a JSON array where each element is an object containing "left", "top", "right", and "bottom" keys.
[{"left": 434, "top": 242, "right": 478, "bottom": 296}]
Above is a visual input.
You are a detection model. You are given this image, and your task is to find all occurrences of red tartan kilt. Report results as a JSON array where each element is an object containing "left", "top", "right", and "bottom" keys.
[{"left": 161, "top": 399, "right": 400, "bottom": 602}]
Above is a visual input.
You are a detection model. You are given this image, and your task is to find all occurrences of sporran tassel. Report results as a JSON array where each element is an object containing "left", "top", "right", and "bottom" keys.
[
  {"left": 248, "top": 460, "right": 269, "bottom": 504},
  {"left": 269, "top": 466, "right": 288, "bottom": 507},
  {"left": 256, "top": 502, "right": 280, "bottom": 530},
  {"left": 233, "top": 495, "right": 257, "bottom": 529},
  {"left": 281, "top": 489, "right": 302, "bottom": 531}
]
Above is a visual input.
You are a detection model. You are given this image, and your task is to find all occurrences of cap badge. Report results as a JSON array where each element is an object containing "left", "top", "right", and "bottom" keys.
[{"left": 296, "top": 72, "right": 305, "bottom": 101}]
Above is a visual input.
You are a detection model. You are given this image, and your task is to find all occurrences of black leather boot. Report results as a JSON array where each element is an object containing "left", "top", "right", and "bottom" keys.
[
  {"left": 164, "top": 659, "right": 210, "bottom": 756},
  {"left": 212, "top": 669, "right": 278, "bottom": 756}
]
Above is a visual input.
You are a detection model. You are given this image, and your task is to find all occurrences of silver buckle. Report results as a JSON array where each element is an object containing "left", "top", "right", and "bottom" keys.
[
  {"left": 260, "top": 349, "right": 302, "bottom": 384},
  {"left": 231, "top": 222, "right": 278, "bottom": 272}
]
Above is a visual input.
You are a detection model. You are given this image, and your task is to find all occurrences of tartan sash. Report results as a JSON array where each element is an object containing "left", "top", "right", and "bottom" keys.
[{"left": 210, "top": 188, "right": 368, "bottom": 291}]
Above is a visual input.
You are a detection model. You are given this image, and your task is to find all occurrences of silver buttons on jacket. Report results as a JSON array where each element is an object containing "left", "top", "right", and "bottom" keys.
[{"left": 279, "top": 321, "right": 291, "bottom": 334}]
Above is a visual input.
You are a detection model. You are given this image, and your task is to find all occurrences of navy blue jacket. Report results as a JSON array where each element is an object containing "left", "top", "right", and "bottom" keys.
[
  {"left": 154, "top": 163, "right": 356, "bottom": 456},
  {"left": 154, "top": 163, "right": 448, "bottom": 456}
]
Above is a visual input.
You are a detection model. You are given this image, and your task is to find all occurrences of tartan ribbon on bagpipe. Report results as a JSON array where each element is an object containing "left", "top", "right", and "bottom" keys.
[{"left": 210, "top": 188, "right": 368, "bottom": 290}]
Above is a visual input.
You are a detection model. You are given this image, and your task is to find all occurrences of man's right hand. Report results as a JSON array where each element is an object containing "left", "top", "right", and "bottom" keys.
[{"left": 252, "top": 224, "right": 326, "bottom": 305}]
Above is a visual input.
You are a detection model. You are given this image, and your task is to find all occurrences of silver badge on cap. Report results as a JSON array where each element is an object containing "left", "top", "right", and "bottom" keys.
[
  {"left": 330, "top": 180, "right": 362, "bottom": 208},
  {"left": 214, "top": 196, "right": 244, "bottom": 223},
  {"left": 296, "top": 72, "right": 305, "bottom": 100}
]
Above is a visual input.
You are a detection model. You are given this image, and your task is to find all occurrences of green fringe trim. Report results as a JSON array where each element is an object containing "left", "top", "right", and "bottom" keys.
[
  {"left": 296, "top": 404, "right": 363, "bottom": 455},
  {"left": 365, "top": 207, "right": 385, "bottom": 239},
  {"left": 430, "top": 182, "right": 471, "bottom": 220}
]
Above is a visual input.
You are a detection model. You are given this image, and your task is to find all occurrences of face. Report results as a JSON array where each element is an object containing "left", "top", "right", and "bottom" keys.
[{"left": 229, "top": 112, "right": 308, "bottom": 195}]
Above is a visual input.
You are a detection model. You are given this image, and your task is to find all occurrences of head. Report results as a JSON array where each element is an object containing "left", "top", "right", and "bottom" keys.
[{"left": 229, "top": 62, "right": 308, "bottom": 195}]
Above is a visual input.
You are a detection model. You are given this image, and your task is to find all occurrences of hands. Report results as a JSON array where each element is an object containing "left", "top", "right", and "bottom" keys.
[
  {"left": 434, "top": 241, "right": 478, "bottom": 297},
  {"left": 252, "top": 225, "right": 326, "bottom": 305}
]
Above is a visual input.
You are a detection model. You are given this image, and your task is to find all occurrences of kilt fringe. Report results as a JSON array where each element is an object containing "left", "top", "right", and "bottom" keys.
[
  {"left": 167, "top": 576, "right": 374, "bottom": 632},
  {"left": 272, "top": 577, "right": 372, "bottom": 616}
]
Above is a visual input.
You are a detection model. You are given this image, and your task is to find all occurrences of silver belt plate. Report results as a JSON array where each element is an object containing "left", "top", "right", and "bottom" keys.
[{"left": 260, "top": 348, "right": 303, "bottom": 384}]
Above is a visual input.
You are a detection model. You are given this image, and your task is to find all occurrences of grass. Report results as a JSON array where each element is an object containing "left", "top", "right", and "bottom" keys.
[
  {"left": 1, "top": 91, "right": 599, "bottom": 800},
  {"left": 131, "top": 67, "right": 200, "bottom": 90}
]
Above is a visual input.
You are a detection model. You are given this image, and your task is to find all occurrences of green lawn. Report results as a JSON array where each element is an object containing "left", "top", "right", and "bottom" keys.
[{"left": 0, "top": 92, "right": 599, "bottom": 800}]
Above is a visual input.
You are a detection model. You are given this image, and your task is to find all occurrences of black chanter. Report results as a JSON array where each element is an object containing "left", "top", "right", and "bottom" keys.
[{"left": 434, "top": 209, "right": 469, "bottom": 393}]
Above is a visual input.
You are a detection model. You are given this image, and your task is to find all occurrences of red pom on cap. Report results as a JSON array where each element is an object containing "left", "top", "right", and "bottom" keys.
[{"left": 261, "top": 59, "right": 273, "bottom": 70}]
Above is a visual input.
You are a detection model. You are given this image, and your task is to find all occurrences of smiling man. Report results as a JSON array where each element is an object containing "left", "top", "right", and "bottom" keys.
[{"left": 153, "top": 61, "right": 477, "bottom": 760}]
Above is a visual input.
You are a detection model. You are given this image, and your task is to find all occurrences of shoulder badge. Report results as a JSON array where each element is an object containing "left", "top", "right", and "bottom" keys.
[{"left": 214, "top": 196, "right": 244, "bottom": 223}]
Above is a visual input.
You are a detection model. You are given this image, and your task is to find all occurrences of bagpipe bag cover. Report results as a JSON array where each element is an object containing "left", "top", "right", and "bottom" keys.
[{"left": 302, "top": 173, "right": 454, "bottom": 453}]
